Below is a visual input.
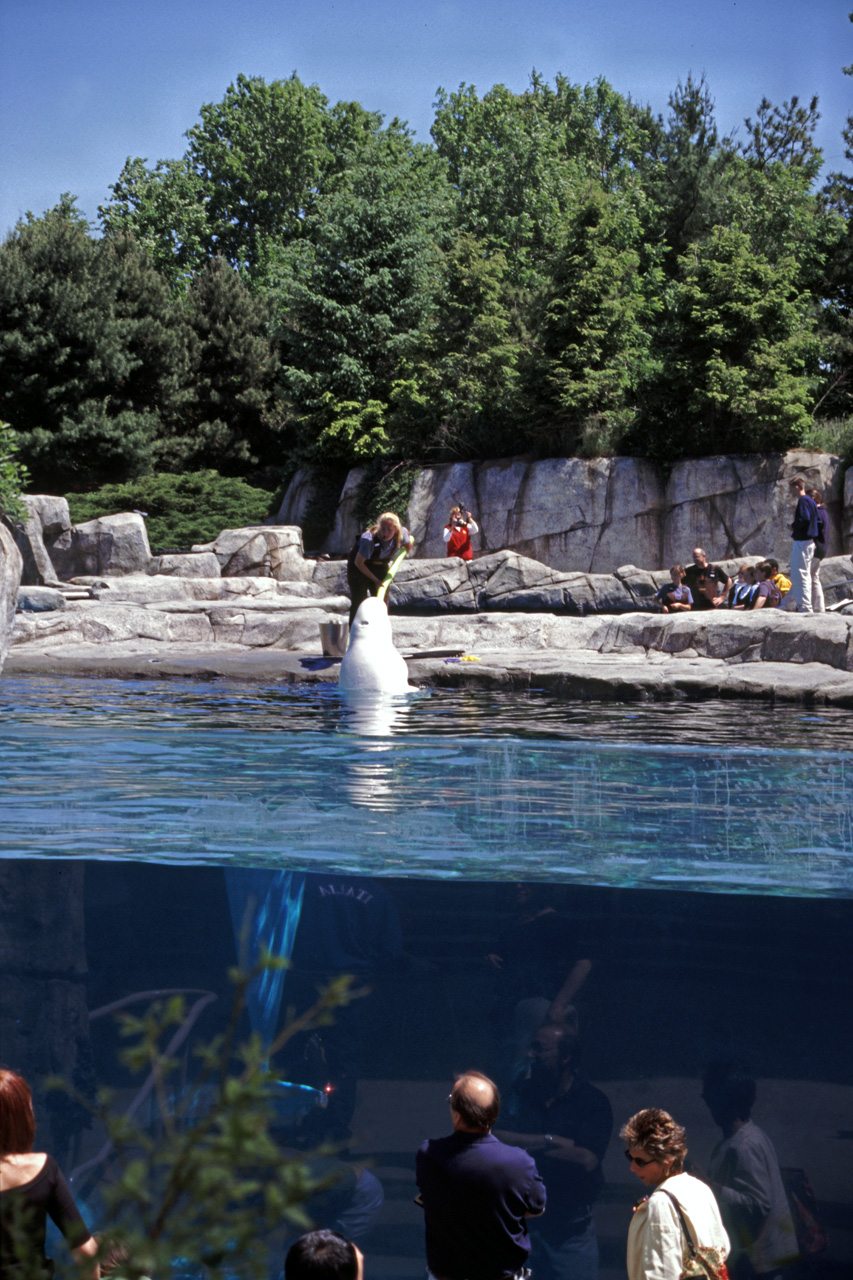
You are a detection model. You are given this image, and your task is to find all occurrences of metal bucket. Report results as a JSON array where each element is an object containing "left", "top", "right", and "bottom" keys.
[{"left": 319, "top": 620, "right": 349, "bottom": 658}]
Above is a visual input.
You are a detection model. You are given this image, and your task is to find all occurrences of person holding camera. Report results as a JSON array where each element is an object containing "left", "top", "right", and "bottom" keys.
[{"left": 443, "top": 506, "right": 479, "bottom": 561}]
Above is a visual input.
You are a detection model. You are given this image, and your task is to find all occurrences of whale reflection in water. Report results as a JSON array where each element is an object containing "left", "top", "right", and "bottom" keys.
[{"left": 338, "top": 690, "right": 418, "bottom": 807}]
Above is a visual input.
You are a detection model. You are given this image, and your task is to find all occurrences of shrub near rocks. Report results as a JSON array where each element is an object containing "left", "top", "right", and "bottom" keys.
[{"left": 66, "top": 470, "right": 276, "bottom": 552}]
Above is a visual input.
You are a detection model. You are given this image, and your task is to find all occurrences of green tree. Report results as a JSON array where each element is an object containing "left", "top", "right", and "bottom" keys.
[
  {"left": 0, "top": 421, "right": 29, "bottom": 523},
  {"left": 431, "top": 79, "right": 574, "bottom": 287},
  {"left": 157, "top": 257, "right": 283, "bottom": 477},
  {"left": 185, "top": 73, "right": 329, "bottom": 272},
  {"left": 640, "top": 224, "right": 820, "bottom": 455},
  {"left": 0, "top": 197, "right": 183, "bottom": 489},
  {"left": 630, "top": 75, "right": 737, "bottom": 266},
  {"left": 740, "top": 94, "right": 823, "bottom": 176},
  {"left": 99, "top": 157, "right": 211, "bottom": 288},
  {"left": 817, "top": 13, "right": 853, "bottom": 419},
  {"left": 531, "top": 182, "right": 663, "bottom": 455},
  {"left": 66, "top": 470, "right": 276, "bottom": 550},
  {"left": 388, "top": 232, "right": 528, "bottom": 459},
  {"left": 29, "top": 963, "right": 361, "bottom": 1280},
  {"left": 100, "top": 75, "right": 409, "bottom": 283},
  {"left": 268, "top": 133, "right": 453, "bottom": 466}
]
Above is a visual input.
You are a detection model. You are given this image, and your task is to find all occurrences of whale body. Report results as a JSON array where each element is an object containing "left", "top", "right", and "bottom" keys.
[{"left": 338, "top": 596, "right": 413, "bottom": 693}]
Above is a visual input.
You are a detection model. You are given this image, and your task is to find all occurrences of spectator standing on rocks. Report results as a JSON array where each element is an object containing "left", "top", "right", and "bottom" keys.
[
  {"left": 684, "top": 549, "right": 731, "bottom": 600},
  {"left": 444, "top": 506, "right": 479, "bottom": 560},
  {"left": 808, "top": 490, "right": 827, "bottom": 613},
  {"left": 655, "top": 566, "right": 693, "bottom": 613},
  {"left": 788, "top": 479, "right": 819, "bottom": 613}
]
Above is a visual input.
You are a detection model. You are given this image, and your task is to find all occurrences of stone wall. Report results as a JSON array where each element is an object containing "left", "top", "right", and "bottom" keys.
[
  {"left": 0, "top": 521, "right": 23, "bottom": 674},
  {"left": 276, "top": 450, "right": 847, "bottom": 572}
]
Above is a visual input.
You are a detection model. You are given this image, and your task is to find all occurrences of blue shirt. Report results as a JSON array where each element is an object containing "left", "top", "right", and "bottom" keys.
[
  {"left": 791, "top": 494, "right": 819, "bottom": 541},
  {"left": 416, "top": 1130, "right": 546, "bottom": 1280}
]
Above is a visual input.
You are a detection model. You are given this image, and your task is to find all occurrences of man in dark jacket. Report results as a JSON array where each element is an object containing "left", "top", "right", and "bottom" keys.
[
  {"left": 788, "top": 477, "right": 820, "bottom": 613},
  {"left": 416, "top": 1072, "right": 546, "bottom": 1280}
]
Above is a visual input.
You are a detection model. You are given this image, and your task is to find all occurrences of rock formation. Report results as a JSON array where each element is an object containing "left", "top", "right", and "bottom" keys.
[
  {"left": 192, "top": 526, "right": 313, "bottom": 581},
  {"left": 277, "top": 450, "right": 847, "bottom": 569},
  {"left": 0, "top": 520, "right": 23, "bottom": 673},
  {"left": 51, "top": 512, "right": 151, "bottom": 578}
]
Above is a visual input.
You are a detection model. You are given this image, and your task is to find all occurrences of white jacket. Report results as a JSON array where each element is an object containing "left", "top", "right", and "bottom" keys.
[{"left": 627, "top": 1172, "right": 729, "bottom": 1280}]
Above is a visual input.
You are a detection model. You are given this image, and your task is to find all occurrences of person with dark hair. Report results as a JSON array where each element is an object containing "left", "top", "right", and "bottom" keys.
[
  {"left": 751, "top": 564, "right": 782, "bottom": 610},
  {"left": 285, "top": 1230, "right": 363, "bottom": 1280},
  {"left": 788, "top": 478, "right": 819, "bottom": 613},
  {"left": 496, "top": 1026, "right": 613, "bottom": 1280},
  {"left": 808, "top": 491, "right": 828, "bottom": 613},
  {"left": 621, "top": 1108, "right": 728, "bottom": 1280},
  {"left": 728, "top": 565, "right": 758, "bottom": 610},
  {"left": 0, "top": 1067, "right": 99, "bottom": 1277},
  {"left": 701, "top": 1063, "right": 797, "bottom": 1280},
  {"left": 416, "top": 1071, "right": 546, "bottom": 1280},
  {"left": 655, "top": 566, "right": 693, "bottom": 613},
  {"left": 765, "top": 561, "right": 791, "bottom": 600}
]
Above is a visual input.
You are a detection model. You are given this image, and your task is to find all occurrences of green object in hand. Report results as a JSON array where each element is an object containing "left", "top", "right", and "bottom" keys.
[{"left": 376, "top": 543, "right": 412, "bottom": 603}]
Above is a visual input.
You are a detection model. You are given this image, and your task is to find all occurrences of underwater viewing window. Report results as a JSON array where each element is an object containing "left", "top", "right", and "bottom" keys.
[{"left": 1, "top": 676, "right": 851, "bottom": 1279}]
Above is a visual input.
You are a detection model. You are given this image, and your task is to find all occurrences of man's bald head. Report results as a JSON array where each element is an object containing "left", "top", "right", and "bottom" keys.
[{"left": 450, "top": 1071, "right": 500, "bottom": 1132}]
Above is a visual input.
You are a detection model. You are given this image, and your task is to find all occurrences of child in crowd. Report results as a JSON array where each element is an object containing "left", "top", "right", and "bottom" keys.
[{"left": 655, "top": 565, "right": 693, "bottom": 613}]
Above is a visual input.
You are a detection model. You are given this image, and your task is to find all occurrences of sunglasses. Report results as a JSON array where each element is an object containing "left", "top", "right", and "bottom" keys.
[{"left": 625, "top": 1150, "right": 658, "bottom": 1168}]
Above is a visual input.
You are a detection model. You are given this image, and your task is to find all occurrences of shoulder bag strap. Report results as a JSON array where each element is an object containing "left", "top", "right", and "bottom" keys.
[{"left": 658, "top": 1187, "right": 698, "bottom": 1260}]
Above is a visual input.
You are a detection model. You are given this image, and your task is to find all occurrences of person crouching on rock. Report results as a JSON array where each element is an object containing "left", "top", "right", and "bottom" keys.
[
  {"left": 443, "top": 506, "right": 479, "bottom": 560},
  {"left": 346, "top": 512, "right": 413, "bottom": 627}
]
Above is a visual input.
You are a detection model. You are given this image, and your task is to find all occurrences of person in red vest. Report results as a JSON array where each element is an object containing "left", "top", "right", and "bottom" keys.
[{"left": 444, "top": 506, "right": 479, "bottom": 560}]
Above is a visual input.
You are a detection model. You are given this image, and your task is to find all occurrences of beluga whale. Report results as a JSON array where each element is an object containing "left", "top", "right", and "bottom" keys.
[{"left": 338, "top": 595, "right": 413, "bottom": 694}]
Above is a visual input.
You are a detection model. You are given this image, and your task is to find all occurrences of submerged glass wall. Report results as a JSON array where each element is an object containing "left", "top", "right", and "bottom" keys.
[{"left": 1, "top": 677, "right": 851, "bottom": 1279}]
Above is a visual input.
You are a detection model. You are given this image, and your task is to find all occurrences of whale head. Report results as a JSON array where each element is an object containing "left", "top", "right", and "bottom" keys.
[{"left": 338, "top": 596, "right": 413, "bottom": 693}]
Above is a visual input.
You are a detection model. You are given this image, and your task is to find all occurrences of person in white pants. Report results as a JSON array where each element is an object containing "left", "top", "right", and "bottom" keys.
[
  {"left": 809, "top": 488, "right": 828, "bottom": 613},
  {"left": 788, "top": 477, "right": 819, "bottom": 613}
]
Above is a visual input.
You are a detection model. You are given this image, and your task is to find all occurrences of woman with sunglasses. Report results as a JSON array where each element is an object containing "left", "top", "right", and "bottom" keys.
[{"left": 622, "top": 1108, "right": 729, "bottom": 1280}]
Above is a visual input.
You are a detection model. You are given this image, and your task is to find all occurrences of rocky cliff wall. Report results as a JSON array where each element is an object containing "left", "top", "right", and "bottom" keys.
[
  {"left": 0, "top": 521, "right": 23, "bottom": 674},
  {"left": 277, "top": 450, "right": 847, "bottom": 572}
]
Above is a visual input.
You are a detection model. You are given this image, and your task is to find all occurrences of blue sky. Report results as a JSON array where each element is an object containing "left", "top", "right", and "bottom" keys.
[{"left": 1, "top": 0, "right": 850, "bottom": 237}]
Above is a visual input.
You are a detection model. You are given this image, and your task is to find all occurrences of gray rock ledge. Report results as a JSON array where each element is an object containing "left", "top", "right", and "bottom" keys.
[{"left": 7, "top": 605, "right": 853, "bottom": 706}]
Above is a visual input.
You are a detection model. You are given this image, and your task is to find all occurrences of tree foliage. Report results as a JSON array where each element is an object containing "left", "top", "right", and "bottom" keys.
[
  {"left": 4, "top": 53, "right": 852, "bottom": 502},
  {"left": 29, "top": 962, "right": 362, "bottom": 1280},
  {"left": 66, "top": 470, "right": 276, "bottom": 551},
  {"left": 0, "top": 421, "right": 29, "bottom": 522},
  {"left": 0, "top": 197, "right": 182, "bottom": 489}
]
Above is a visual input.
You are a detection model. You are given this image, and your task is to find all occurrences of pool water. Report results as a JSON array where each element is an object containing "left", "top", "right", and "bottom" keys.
[
  {"left": 2, "top": 676, "right": 852, "bottom": 1279},
  {"left": 2, "top": 677, "right": 852, "bottom": 894}
]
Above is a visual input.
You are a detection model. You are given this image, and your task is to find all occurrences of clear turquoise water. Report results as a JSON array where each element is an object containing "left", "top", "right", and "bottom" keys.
[{"left": 2, "top": 676, "right": 852, "bottom": 896}]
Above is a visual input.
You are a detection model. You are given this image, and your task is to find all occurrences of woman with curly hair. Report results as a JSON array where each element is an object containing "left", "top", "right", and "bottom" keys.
[
  {"left": 622, "top": 1107, "right": 729, "bottom": 1280},
  {"left": 1, "top": 1068, "right": 99, "bottom": 1277}
]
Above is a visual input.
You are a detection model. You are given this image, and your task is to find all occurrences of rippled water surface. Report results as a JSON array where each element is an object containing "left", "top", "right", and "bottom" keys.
[{"left": 2, "top": 676, "right": 852, "bottom": 895}]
